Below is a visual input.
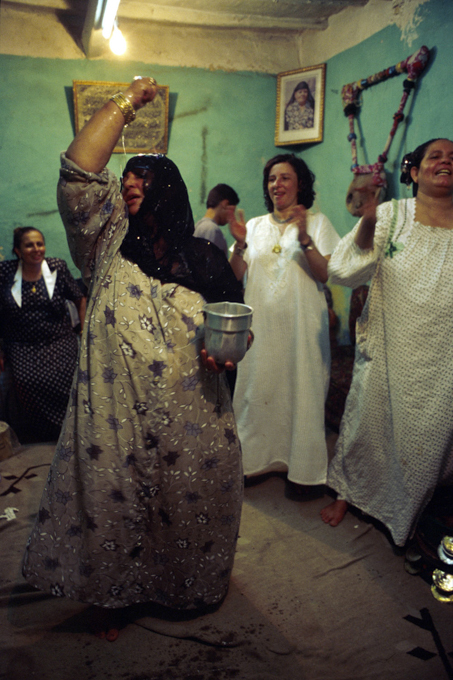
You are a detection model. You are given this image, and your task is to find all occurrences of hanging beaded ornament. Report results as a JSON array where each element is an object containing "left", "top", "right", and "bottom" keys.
[{"left": 342, "top": 45, "right": 430, "bottom": 215}]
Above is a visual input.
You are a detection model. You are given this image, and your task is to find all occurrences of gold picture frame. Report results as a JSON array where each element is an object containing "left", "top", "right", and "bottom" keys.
[
  {"left": 275, "top": 64, "right": 326, "bottom": 147},
  {"left": 73, "top": 80, "right": 169, "bottom": 154}
]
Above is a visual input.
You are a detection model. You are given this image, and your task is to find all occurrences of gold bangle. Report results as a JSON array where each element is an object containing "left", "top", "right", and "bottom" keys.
[{"left": 110, "top": 92, "right": 136, "bottom": 126}]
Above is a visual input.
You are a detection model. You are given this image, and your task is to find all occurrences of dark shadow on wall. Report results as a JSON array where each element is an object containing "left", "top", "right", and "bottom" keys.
[
  {"left": 55, "top": 2, "right": 86, "bottom": 52},
  {"left": 64, "top": 86, "right": 76, "bottom": 136}
]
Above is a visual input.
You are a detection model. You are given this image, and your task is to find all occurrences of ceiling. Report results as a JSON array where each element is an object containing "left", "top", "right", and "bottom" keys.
[
  {"left": 115, "top": 0, "right": 370, "bottom": 31},
  {"left": 4, "top": 0, "right": 373, "bottom": 62},
  {"left": 9, "top": 0, "right": 371, "bottom": 34}
]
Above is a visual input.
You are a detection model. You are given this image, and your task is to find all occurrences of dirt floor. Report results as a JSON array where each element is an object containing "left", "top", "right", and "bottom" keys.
[{"left": 1, "top": 440, "right": 452, "bottom": 680}]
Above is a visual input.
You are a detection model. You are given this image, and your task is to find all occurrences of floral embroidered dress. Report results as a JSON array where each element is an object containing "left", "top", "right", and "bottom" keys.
[
  {"left": 22, "top": 155, "right": 243, "bottom": 610},
  {"left": 285, "top": 102, "right": 314, "bottom": 130},
  {"left": 327, "top": 198, "right": 453, "bottom": 546}
]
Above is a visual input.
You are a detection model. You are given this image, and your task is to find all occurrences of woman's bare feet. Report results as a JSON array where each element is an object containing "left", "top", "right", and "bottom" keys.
[
  {"left": 89, "top": 606, "right": 124, "bottom": 641},
  {"left": 320, "top": 499, "right": 349, "bottom": 526}
]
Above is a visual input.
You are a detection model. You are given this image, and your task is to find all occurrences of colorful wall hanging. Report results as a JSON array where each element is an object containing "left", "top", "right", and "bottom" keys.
[{"left": 342, "top": 45, "right": 430, "bottom": 215}]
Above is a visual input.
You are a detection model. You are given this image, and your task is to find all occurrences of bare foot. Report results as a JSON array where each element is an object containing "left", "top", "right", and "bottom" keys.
[
  {"left": 320, "top": 499, "right": 349, "bottom": 526},
  {"left": 93, "top": 626, "right": 119, "bottom": 641},
  {"left": 105, "top": 628, "right": 119, "bottom": 642},
  {"left": 89, "top": 606, "right": 123, "bottom": 641}
]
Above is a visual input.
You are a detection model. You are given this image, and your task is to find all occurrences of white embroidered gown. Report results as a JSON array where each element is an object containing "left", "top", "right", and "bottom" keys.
[
  {"left": 233, "top": 212, "right": 340, "bottom": 484},
  {"left": 327, "top": 198, "right": 453, "bottom": 546}
]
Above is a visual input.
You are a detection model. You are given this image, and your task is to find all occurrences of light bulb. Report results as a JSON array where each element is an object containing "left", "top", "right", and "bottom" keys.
[{"left": 110, "top": 24, "right": 127, "bottom": 56}]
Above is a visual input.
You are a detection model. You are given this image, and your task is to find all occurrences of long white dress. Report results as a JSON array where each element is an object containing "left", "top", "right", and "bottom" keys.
[
  {"left": 327, "top": 198, "right": 453, "bottom": 546},
  {"left": 233, "top": 212, "right": 340, "bottom": 484}
]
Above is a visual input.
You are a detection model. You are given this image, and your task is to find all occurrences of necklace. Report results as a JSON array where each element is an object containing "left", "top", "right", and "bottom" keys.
[
  {"left": 271, "top": 213, "right": 292, "bottom": 253},
  {"left": 272, "top": 212, "right": 292, "bottom": 225},
  {"left": 24, "top": 276, "right": 41, "bottom": 293}
]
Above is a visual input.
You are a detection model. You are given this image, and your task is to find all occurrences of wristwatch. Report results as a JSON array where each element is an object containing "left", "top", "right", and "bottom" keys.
[
  {"left": 301, "top": 237, "right": 315, "bottom": 252},
  {"left": 233, "top": 241, "right": 248, "bottom": 257}
]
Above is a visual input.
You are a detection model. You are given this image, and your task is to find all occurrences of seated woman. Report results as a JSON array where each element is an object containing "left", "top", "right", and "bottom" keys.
[
  {"left": 321, "top": 138, "right": 453, "bottom": 548},
  {"left": 23, "top": 77, "right": 244, "bottom": 636},
  {"left": 0, "top": 227, "right": 86, "bottom": 442}
]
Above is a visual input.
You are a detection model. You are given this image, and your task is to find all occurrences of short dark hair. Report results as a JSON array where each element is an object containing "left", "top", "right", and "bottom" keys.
[
  {"left": 13, "top": 227, "right": 45, "bottom": 257},
  {"left": 206, "top": 184, "right": 239, "bottom": 209},
  {"left": 400, "top": 138, "right": 453, "bottom": 196},
  {"left": 263, "top": 153, "right": 315, "bottom": 212}
]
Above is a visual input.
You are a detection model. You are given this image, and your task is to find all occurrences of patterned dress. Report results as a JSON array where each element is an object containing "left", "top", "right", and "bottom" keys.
[
  {"left": 0, "top": 258, "right": 83, "bottom": 441},
  {"left": 327, "top": 198, "right": 453, "bottom": 546},
  {"left": 285, "top": 102, "right": 314, "bottom": 130},
  {"left": 22, "top": 155, "right": 243, "bottom": 610}
]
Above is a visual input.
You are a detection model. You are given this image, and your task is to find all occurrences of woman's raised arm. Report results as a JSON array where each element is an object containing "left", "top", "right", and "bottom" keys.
[
  {"left": 66, "top": 77, "right": 158, "bottom": 173},
  {"left": 353, "top": 189, "right": 380, "bottom": 250}
]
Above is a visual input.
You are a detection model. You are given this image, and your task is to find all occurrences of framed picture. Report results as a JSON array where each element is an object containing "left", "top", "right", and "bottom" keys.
[
  {"left": 73, "top": 80, "right": 169, "bottom": 154},
  {"left": 274, "top": 64, "right": 326, "bottom": 147}
]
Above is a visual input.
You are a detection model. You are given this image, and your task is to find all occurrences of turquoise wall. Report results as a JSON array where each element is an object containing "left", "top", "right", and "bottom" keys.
[
  {"left": 0, "top": 0, "right": 451, "bottom": 339},
  {"left": 297, "top": 0, "right": 453, "bottom": 340},
  {"left": 301, "top": 0, "right": 453, "bottom": 240},
  {"left": 0, "top": 59, "right": 276, "bottom": 268}
]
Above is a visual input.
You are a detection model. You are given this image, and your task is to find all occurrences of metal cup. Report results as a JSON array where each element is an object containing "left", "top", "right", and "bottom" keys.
[{"left": 203, "top": 302, "right": 253, "bottom": 364}]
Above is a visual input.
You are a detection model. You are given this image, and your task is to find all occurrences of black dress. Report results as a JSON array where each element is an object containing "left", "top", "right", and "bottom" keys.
[{"left": 0, "top": 257, "right": 83, "bottom": 441}]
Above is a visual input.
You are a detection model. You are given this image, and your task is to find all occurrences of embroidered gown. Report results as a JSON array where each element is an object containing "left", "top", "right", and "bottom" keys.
[
  {"left": 327, "top": 198, "right": 453, "bottom": 546},
  {"left": 233, "top": 212, "right": 340, "bottom": 484},
  {"left": 22, "top": 155, "right": 243, "bottom": 609}
]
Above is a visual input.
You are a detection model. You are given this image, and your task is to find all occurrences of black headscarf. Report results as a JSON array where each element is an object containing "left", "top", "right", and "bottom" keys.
[
  {"left": 286, "top": 81, "right": 315, "bottom": 110},
  {"left": 120, "top": 155, "right": 243, "bottom": 304}
]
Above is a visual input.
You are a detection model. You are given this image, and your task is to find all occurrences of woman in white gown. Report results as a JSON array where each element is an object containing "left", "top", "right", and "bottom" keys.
[
  {"left": 321, "top": 138, "right": 453, "bottom": 547},
  {"left": 229, "top": 154, "right": 340, "bottom": 497}
]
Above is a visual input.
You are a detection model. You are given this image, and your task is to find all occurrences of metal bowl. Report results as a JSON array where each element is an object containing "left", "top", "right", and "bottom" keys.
[{"left": 203, "top": 302, "right": 253, "bottom": 364}]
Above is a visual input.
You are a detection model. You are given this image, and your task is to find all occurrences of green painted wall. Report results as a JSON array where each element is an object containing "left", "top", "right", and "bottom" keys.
[
  {"left": 297, "top": 0, "right": 453, "bottom": 341},
  {"left": 0, "top": 59, "right": 276, "bottom": 267},
  {"left": 302, "top": 0, "right": 453, "bottom": 238},
  {"left": 0, "top": 0, "right": 451, "bottom": 341}
]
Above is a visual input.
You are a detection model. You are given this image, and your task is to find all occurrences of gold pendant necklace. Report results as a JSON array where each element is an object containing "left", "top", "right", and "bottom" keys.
[
  {"left": 31, "top": 284, "right": 37, "bottom": 293},
  {"left": 272, "top": 213, "right": 291, "bottom": 254}
]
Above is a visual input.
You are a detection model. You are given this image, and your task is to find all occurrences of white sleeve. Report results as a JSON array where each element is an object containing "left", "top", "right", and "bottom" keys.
[
  {"left": 309, "top": 212, "right": 341, "bottom": 257},
  {"left": 328, "top": 201, "right": 394, "bottom": 289}
]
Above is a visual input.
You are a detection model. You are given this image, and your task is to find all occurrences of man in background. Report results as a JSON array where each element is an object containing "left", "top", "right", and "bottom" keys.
[
  {"left": 195, "top": 184, "right": 240, "bottom": 397},
  {"left": 194, "top": 184, "right": 240, "bottom": 258}
]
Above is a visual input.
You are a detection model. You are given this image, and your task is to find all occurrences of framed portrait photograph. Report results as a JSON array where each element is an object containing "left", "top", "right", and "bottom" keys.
[
  {"left": 73, "top": 80, "right": 169, "bottom": 154},
  {"left": 274, "top": 64, "right": 326, "bottom": 147}
]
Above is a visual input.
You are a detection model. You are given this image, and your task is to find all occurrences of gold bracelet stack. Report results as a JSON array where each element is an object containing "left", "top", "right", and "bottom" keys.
[{"left": 110, "top": 92, "right": 136, "bottom": 126}]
